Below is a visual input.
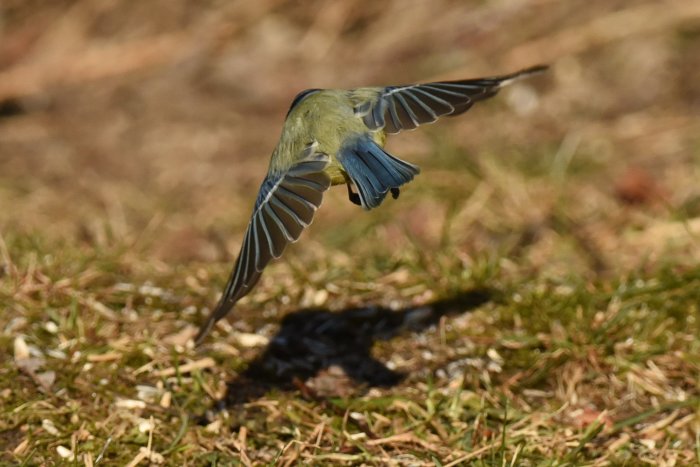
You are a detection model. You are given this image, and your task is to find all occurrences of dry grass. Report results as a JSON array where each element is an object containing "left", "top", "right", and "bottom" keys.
[{"left": 1, "top": 0, "right": 700, "bottom": 464}]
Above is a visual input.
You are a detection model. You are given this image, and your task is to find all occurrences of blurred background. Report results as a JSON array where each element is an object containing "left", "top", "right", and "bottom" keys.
[{"left": 1, "top": 0, "right": 698, "bottom": 279}]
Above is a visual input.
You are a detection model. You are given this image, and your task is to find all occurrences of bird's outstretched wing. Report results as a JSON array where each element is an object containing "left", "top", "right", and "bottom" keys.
[
  {"left": 356, "top": 65, "right": 548, "bottom": 134},
  {"left": 195, "top": 152, "right": 331, "bottom": 345}
]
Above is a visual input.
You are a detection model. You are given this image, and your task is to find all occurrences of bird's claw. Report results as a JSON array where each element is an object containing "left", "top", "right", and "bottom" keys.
[
  {"left": 348, "top": 185, "right": 399, "bottom": 205},
  {"left": 347, "top": 184, "right": 362, "bottom": 206}
]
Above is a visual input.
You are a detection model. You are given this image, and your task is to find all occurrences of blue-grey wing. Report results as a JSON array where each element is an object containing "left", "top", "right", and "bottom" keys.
[
  {"left": 195, "top": 153, "right": 331, "bottom": 344},
  {"left": 358, "top": 65, "right": 547, "bottom": 134},
  {"left": 230, "top": 153, "right": 330, "bottom": 298}
]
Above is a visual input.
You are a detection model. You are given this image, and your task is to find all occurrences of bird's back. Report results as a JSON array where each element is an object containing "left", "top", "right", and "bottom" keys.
[{"left": 272, "top": 89, "right": 386, "bottom": 183}]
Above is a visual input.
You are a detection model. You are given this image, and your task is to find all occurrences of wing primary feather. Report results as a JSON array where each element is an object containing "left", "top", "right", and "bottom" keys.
[
  {"left": 224, "top": 228, "right": 249, "bottom": 299},
  {"left": 257, "top": 210, "right": 277, "bottom": 262},
  {"left": 242, "top": 225, "right": 258, "bottom": 290},
  {"left": 386, "top": 99, "right": 402, "bottom": 132},
  {"left": 285, "top": 175, "right": 328, "bottom": 192},
  {"left": 408, "top": 87, "right": 453, "bottom": 115},
  {"left": 419, "top": 84, "right": 475, "bottom": 99},
  {"left": 361, "top": 65, "right": 547, "bottom": 133},
  {"left": 270, "top": 190, "right": 308, "bottom": 229},
  {"left": 196, "top": 154, "right": 331, "bottom": 346},
  {"left": 251, "top": 215, "right": 263, "bottom": 272},
  {"left": 263, "top": 203, "right": 295, "bottom": 242},
  {"left": 393, "top": 92, "right": 420, "bottom": 128},
  {"left": 372, "top": 100, "right": 385, "bottom": 129},
  {"left": 403, "top": 90, "right": 439, "bottom": 122},
  {"left": 276, "top": 186, "right": 318, "bottom": 212},
  {"left": 427, "top": 82, "right": 487, "bottom": 90},
  {"left": 288, "top": 157, "right": 329, "bottom": 175}
]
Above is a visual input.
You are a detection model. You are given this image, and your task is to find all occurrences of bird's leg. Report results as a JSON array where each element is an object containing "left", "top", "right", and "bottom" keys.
[
  {"left": 346, "top": 183, "right": 362, "bottom": 206},
  {"left": 391, "top": 187, "right": 400, "bottom": 199}
]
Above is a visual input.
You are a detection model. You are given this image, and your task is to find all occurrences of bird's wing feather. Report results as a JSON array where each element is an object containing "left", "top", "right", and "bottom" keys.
[
  {"left": 195, "top": 152, "right": 331, "bottom": 345},
  {"left": 358, "top": 65, "right": 547, "bottom": 134}
]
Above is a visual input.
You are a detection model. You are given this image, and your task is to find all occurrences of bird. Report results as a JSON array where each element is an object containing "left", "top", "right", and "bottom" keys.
[{"left": 194, "top": 64, "right": 548, "bottom": 345}]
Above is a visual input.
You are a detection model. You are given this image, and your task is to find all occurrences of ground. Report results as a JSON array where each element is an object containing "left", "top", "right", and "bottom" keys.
[{"left": 1, "top": 0, "right": 699, "bottom": 465}]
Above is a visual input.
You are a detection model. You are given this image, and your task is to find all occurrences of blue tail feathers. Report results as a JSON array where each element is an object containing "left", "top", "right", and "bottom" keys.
[{"left": 338, "top": 137, "right": 420, "bottom": 209}]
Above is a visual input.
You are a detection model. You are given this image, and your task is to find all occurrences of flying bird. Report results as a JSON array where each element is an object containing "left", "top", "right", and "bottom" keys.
[{"left": 195, "top": 65, "right": 548, "bottom": 345}]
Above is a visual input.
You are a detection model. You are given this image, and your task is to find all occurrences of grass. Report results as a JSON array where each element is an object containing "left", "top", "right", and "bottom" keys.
[
  {"left": 2, "top": 211, "right": 699, "bottom": 464},
  {"left": 2, "top": 0, "right": 700, "bottom": 464}
]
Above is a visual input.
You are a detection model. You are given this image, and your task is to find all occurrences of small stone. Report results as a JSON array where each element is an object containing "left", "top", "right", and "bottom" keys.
[
  {"left": 56, "top": 445, "right": 75, "bottom": 460},
  {"left": 115, "top": 399, "right": 147, "bottom": 410},
  {"left": 205, "top": 419, "right": 221, "bottom": 434},
  {"left": 13, "top": 336, "right": 30, "bottom": 360},
  {"left": 42, "top": 419, "right": 60, "bottom": 436},
  {"left": 234, "top": 332, "right": 269, "bottom": 348}
]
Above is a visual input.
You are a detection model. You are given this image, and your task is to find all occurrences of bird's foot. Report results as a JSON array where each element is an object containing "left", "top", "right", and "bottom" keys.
[
  {"left": 347, "top": 184, "right": 362, "bottom": 206},
  {"left": 391, "top": 187, "right": 400, "bottom": 200}
]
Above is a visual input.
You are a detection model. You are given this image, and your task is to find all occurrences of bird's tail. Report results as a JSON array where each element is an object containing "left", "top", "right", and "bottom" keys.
[{"left": 338, "top": 137, "right": 420, "bottom": 210}]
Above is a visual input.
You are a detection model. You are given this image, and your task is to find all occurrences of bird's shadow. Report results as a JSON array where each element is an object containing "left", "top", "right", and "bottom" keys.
[{"left": 216, "top": 288, "right": 493, "bottom": 409}]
